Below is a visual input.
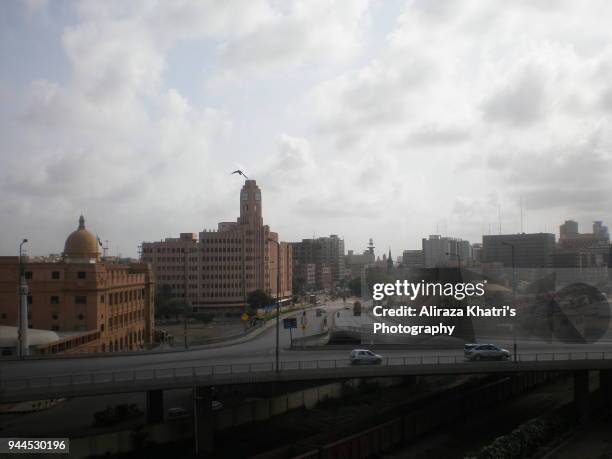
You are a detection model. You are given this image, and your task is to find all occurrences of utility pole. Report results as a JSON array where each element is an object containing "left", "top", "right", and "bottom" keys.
[
  {"left": 502, "top": 241, "right": 517, "bottom": 362},
  {"left": 18, "top": 239, "right": 29, "bottom": 358},
  {"left": 268, "top": 238, "right": 281, "bottom": 372}
]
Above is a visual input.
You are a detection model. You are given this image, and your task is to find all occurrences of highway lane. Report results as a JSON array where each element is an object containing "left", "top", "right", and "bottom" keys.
[
  {"left": 1, "top": 301, "right": 343, "bottom": 379},
  {"left": 4, "top": 300, "right": 612, "bottom": 380}
]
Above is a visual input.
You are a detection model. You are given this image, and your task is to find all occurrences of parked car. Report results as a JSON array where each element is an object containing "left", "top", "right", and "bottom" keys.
[
  {"left": 464, "top": 343, "right": 510, "bottom": 361},
  {"left": 167, "top": 407, "right": 188, "bottom": 419},
  {"left": 350, "top": 349, "right": 383, "bottom": 365}
]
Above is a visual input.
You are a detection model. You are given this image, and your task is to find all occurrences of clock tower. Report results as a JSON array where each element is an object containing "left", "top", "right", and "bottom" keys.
[{"left": 239, "top": 180, "right": 263, "bottom": 226}]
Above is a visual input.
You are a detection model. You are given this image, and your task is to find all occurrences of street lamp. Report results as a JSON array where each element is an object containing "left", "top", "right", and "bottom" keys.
[
  {"left": 18, "top": 238, "right": 29, "bottom": 359},
  {"left": 268, "top": 238, "right": 281, "bottom": 372},
  {"left": 502, "top": 241, "right": 517, "bottom": 362}
]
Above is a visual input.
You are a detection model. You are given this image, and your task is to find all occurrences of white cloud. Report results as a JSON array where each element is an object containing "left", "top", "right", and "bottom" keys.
[{"left": 2, "top": 0, "right": 612, "bottom": 257}]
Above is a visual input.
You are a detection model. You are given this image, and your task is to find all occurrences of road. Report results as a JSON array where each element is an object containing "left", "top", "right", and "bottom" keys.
[{"left": 3, "top": 299, "right": 612, "bottom": 382}]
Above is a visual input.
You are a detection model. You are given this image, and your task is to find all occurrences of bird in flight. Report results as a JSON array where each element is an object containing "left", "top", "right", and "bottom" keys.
[{"left": 231, "top": 170, "right": 249, "bottom": 179}]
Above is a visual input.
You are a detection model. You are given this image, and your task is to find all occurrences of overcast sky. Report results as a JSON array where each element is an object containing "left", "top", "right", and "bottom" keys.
[{"left": 1, "top": 0, "right": 611, "bottom": 258}]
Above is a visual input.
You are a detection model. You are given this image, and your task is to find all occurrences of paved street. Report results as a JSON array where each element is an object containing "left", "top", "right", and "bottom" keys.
[{"left": 4, "top": 299, "right": 612, "bottom": 382}]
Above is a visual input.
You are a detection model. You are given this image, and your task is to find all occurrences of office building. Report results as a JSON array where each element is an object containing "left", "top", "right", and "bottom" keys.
[
  {"left": 142, "top": 180, "right": 292, "bottom": 316},
  {"left": 482, "top": 233, "right": 555, "bottom": 268},
  {"left": 290, "top": 234, "right": 345, "bottom": 291},
  {"left": 402, "top": 250, "right": 424, "bottom": 269},
  {"left": 422, "top": 235, "right": 471, "bottom": 268}
]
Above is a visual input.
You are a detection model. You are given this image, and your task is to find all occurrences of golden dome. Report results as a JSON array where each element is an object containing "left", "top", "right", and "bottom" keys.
[{"left": 64, "top": 215, "right": 100, "bottom": 261}]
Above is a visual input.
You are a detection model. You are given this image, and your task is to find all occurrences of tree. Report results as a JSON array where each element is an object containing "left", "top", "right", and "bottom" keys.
[
  {"left": 154, "top": 285, "right": 173, "bottom": 318},
  {"left": 247, "top": 289, "right": 274, "bottom": 314},
  {"left": 348, "top": 277, "right": 361, "bottom": 297},
  {"left": 191, "top": 312, "right": 214, "bottom": 324},
  {"left": 158, "top": 298, "right": 190, "bottom": 320}
]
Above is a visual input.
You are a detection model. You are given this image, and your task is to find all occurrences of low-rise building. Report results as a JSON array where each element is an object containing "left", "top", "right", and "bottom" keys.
[{"left": 0, "top": 216, "right": 155, "bottom": 355}]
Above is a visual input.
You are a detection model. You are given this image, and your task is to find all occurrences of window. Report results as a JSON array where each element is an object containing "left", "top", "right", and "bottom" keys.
[
  {"left": 75, "top": 296, "right": 87, "bottom": 305},
  {"left": 51, "top": 271, "right": 60, "bottom": 280},
  {"left": 50, "top": 296, "right": 59, "bottom": 305},
  {"left": 1, "top": 313, "right": 6, "bottom": 319},
  {"left": 100, "top": 323, "right": 105, "bottom": 332},
  {"left": 51, "top": 325, "right": 59, "bottom": 331},
  {"left": 27, "top": 295, "right": 33, "bottom": 305},
  {"left": 25, "top": 271, "right": 33, "bottom": 279},
  {"left": 77, "top": 314, "right": 84, "bottom": 320},
  {"left": 77, "top": 271, "right": 86, "bottom": 279},
  {"left": 100, "top": 295, "right": 105, "bottom": 303},
  {"left": 52, "top": 313, "right": 58, "bottom": 320}
]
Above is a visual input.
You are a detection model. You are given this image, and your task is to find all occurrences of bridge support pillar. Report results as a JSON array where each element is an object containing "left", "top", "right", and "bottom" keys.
[
  {"left": 193, "top": 386, "right": 214, "bottom": 456},
  {"left": 600, "top": 370, "right": 612, "bottom": 416},
  {"left": 573, "top": 370, "right": 589, "bottom": 424},
  {"left": 146, "top": 389, "right": 164, "bottom": 423}
]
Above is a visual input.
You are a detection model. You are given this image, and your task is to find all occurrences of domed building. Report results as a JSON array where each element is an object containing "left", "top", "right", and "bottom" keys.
[
  {"left": 0, "top": 215, "right": 155, "bottom": 355},
  {"left": 63, "top": 215, "right": 100, "bottom": 263}
]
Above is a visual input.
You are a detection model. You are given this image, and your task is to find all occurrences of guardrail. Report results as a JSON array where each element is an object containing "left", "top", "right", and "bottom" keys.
[{"left": 3, "top": 351, "right": 612, "bottom": 398}]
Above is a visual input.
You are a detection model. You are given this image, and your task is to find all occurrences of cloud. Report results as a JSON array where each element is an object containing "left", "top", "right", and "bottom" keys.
[
  {"left": 481, "top": 65, "right": 548, "bottom": 126},
  {"left": 2, "top": 0, "right": 612, "bottom": 257}
]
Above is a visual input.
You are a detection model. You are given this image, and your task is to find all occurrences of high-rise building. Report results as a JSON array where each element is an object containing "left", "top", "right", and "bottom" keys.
[
  {"left": 402, "top": 250, "right": 424, "bottom": 269},
  {"left": 290, "top": 234, "right": 345, "bottom": 291},
  {"left": 560, "top": 220, "right": 579, "bottom": 239},
  {"left": 482, "top": 233, "right": 555, "bottom": 268},
  {"left": 0, "top": 216, "right": 155, "bottom": 355},
  {"left": 554, "top": 220, "right": 610, "bottom": 268},
  {"left": 141, "top": 180, "right": 292, "bottom": 317},
  {"left": 422, "top": 235, "right": 471, "bottom": 268}
]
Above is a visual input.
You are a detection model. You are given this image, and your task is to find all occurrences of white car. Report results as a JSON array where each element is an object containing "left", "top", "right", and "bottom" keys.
[
  {"left": 350, "top": 349, "right": 383, "bottom": 365},
  {"left": 464, "top": 343, "right": 510, "bottom": 361}
]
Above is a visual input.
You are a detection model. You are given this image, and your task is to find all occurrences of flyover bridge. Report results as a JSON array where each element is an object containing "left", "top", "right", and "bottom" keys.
[{"left": 3, "top": 350, "right": 612, "bottom": 403}]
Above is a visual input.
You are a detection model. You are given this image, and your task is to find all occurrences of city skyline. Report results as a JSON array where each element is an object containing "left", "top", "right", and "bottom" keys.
[{"left": 2, "top": 1, "right": 612, "bottom": 258}]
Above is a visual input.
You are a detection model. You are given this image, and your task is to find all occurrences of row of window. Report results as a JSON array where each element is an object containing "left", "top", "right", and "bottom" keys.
[
  {"left": 107, "top": 289, "right": 145, "bottom": 306},
  {"left": 24, "top": 271, "right": 88, "bottom": 280},
  {"left": 158, "top": 274, "right": 256, "bottom": 281},
  {"left": 102, "top": 329, "right": 145, "bottom": 352},
  {"left": 108, "top": 310, "right": 145, "bottom": 329},
  {"left": 155, "top": 261, "right": 258, "bottom": 270},
  {"left": 24, "top": 290, "right": 146, "bottom": 306},
  {"left": 27, "top": 295, "right": 87, "bottom": 305}
]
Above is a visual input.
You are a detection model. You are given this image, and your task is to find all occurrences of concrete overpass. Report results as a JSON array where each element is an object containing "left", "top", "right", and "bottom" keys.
[{"left": 3, "top": 350, "right": 612, "bottom": 403}]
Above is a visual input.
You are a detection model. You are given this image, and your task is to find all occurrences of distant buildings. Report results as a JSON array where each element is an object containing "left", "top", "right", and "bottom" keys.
[
  {"left": 554, "top": 220, "right": 609, "bottom": 268},
  {"left": 142, "top": 180, "right": 292, "bottom": 317},
  {"left": 402, "top": 249, "right": 424, "bottom": 269},
  {"left": 0, "top": 216, "right": 155, "bottom": 355},
  {"left": 422, "top": 235, "right": 471, "bottom": 268},
  {"left": 482, "top": 233, "right": 556, "bottom": 268},
  {"left": 344, "top": 239, "right": 376, "bottom": 280},
  {"left": 471, "top": 243, "right": 483, "bottom": 265},
  {"left": 290, "top": 235, "right": 345, "bottom": 292},
  {"left": 345, "top": 251, "right": 371, "bottom": 279}
]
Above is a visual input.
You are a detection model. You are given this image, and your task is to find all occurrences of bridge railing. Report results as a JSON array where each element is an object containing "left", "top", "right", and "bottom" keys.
[{"left": 3, "top": 351, "right": 612, "bottom": 395}]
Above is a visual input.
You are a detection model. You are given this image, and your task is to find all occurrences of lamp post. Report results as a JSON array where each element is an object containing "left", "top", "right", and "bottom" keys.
[
  {"left": 268, "top": 238, "right": 281, "bottom": 372},
  {"left": 502, "top": 241, "right": 517, "bottom": 362},
  {"left": 18, "top": 239, "right": 29, "bottom": 358}
]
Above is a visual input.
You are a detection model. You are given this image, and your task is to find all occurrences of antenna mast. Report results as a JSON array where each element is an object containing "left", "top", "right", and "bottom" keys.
[{"left": 520, "top": 195, "right": 524, "bottom": 233}]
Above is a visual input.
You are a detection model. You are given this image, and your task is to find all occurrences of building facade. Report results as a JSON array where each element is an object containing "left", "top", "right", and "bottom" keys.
[
  {"left": 290, "top": 234, "right": 345, "bottom": 292},
  {"left": 482, "top": 233, "right": 556, "bottom": 268},
  {"left": 0, "top": 216, "right": 155, "bottom": 354},
  {"left": 141, "top": 180, "right": 292, "bottom": 316},
  {"left": 422, "top": 235, "right": 471, "bottom": 268},
  {"left": 402, "top": 249, "right": 424, "bottom": 269}
]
